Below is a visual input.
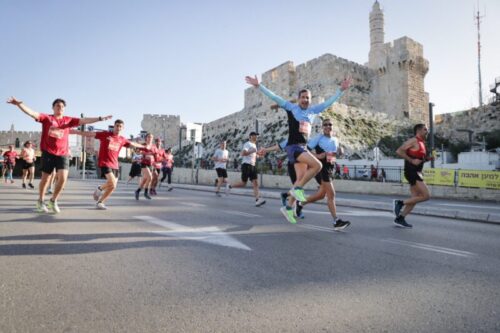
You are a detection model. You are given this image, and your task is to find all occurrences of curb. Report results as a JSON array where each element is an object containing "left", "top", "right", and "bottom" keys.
[{"left": 168, "top": 183, "right": 500, "bottom": 225}]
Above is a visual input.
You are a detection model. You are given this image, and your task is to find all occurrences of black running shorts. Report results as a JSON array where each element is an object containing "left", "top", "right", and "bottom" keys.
[
  {"left": 216, "top": 168, "right": 228, "bottom": 178},
  {"left": 241, "top": 163, "right": 258, "bottom": 182},
  {"left": 41, "top": 151, "right": 69, "bottom": 174}
]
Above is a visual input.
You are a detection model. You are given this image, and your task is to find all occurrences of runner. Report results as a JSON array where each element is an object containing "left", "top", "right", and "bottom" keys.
[
  {"left": 20, "top": 141, "right": 36, "bottom": 189},
  {"left": 2, "top": 145, "right": 18, "bottom": 184},
  {"left": 160, "top": 148, "right": 174, "bottom": 191},
  {"left": 127, "top": 148, "right": 142, "bottom": 185},
  {"left": 150, "top": 138, "right": 166, "bottom": 195},
  {"left": 7, "top": 96, "right": 112, "bottom": 213},
  {"left": 228, "top": 132, "right": 266, "bottom": 207},
  {"left": 258, "top": 139, "right": 307, "bottom": 223},
  {"left": 135, "top": 133, "right": 157, "bottom": 200},
  {"left": 295, "top": 119, "right": 351, "bottom": 230},
  {"left": 392, "top": 123, "right": 433, "bottom": 228},
  {"left": 245, "top": 75, "right": 351, "bottom": 204},
  {"left": 70, "top": 119, "right": 144, "bottom": 209},
  {"left": 0, "top": 150, "right": 4, "bottom": 181},
  {"left": 212, "top": 140, "right": 230, "bottom": 197}
]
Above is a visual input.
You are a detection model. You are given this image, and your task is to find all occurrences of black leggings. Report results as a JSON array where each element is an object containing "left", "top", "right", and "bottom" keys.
[{"left": 161, "top": 167, "right": 172, "bottom": 184}]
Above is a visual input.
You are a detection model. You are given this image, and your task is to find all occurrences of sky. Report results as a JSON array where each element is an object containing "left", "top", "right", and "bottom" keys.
[{"left": 1, "top": 0, "right": 499, "bottom": 138}]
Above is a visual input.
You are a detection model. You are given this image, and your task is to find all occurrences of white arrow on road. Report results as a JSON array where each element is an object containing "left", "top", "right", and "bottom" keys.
[{"left": 134, "top": 216, "right": 251, "bottom": 251}]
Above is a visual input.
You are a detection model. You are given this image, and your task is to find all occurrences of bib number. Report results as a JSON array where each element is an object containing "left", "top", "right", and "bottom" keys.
[
  {"left": 49, "top": 127, "right": 64, "bottom": 139},
  {"left": 326, "top": 152, "right": 336, "bottom": 164},
  {"left": 299, "top": 121, "right": 311, "bottom": 135},
  {"left": 108, "top": 139, "right": 121, "bottom": 152}
]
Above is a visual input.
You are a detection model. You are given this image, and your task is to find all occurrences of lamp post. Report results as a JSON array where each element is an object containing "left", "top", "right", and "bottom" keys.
[
  {"left": 179, "top": 126, "right": 186, "bottom": 151},
  {"left": 428, "top": 102, "right": 435, "bottom": 168}
]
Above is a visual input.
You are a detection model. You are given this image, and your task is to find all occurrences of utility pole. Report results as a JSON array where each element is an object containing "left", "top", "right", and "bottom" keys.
[
  {"left": 475, "top": 8, "right": 485, "bottom": 107},
  {"left": 429, "top": 103, "right": 435, "bottom": 168},
  {"left": 81, "top": 113, "right": 86, "bottom": 180}
]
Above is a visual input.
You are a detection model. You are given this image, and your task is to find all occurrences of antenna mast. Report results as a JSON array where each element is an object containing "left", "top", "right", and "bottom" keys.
[{"left": 475, "top": 7, "right": 484, "bottom": 107}]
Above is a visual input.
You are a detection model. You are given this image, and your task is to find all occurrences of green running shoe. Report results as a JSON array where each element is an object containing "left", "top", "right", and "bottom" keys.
[
  {"left": 280, "top": 207, "right": 297, "bottom": 224},
  {"left": 290, "top": 187, "right": 307, "bottom": 203},
  {"left": 47, "top": 200, "right": 60, "bottom": 214},
  {"left": 36, "top": 201, "right": 49, "bottom": 213}
]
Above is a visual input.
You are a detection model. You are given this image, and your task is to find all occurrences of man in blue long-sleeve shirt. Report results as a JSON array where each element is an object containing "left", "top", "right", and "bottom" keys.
[{"left": 245, "top": 75, "right": 351, "bottom": 209}]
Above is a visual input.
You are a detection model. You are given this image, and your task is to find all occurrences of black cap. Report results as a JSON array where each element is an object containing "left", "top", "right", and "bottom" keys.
[{"left": 249, "top": 131, "right": 259, "bottom": 136}]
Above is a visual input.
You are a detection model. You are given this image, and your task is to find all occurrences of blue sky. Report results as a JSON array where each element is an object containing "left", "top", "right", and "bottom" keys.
[{"left": 1, "top": 0, "right": 499, "bottom": 138}]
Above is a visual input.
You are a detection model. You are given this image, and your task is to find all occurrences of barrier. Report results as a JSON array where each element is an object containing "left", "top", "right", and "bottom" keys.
[
  {"left": 458, "top": 170, "right": 500, "bottom": 190},
  {"left": 401, "top": 168, "right": 455, "bottom": 186}
]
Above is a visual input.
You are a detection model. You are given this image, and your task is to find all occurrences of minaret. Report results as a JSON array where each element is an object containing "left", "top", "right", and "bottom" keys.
[{"left": 368, "top": 0, "right": 385, "bottom": 69}]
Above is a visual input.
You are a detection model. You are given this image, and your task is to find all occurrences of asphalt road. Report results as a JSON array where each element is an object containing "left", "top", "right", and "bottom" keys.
[{"left": 1, "top": 180, "right": 499, "bottom": 332}]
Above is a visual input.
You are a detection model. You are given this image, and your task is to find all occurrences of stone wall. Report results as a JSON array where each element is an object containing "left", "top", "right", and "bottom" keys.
[
  {"left": 141, "top": 114, "right": 181, "bottom": 146},
  {"left": 435, "top": 103, "right": 500, "bottom": 141},
  {"left": 0, "top": 127, "right": 42, "bottom": 149}
]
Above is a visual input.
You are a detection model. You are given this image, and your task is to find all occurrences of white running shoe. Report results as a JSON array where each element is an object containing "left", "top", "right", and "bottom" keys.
[
  {"left": 47, "top": 200, "right": 60, "bottom": 214},
  {"left": 96, "top": 202, "right": 107, "bottom": 210},
  {"left": 36, "top": 201, "right": 49, "bottom": 213},
  {"left": 93, "top": 187, "right": 101, "bottom": 201},
  {"left": 255, "top": 198, "right": 266, "bottom": 207}
]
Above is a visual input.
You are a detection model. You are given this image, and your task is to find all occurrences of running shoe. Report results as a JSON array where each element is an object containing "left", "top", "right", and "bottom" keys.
[
  {"left": 215, "top": 192, "right": 222, "bottom": 197},
  {"left": 333, "top": 219, "right": 351, "bottom": 231},
  {"left": 28, "top": 183, "right": 34, "bottom": 189},
  {"left": 393, "top": 199, "right": 404, "bottom": 217},
  {"left": 36, "top": 201, "right": 49, "bottom": 213},
  {"left": 280, "top": 207, "right": 297, "bottom": 224},
  {"left": 150, "top": 189, "right": 156, "bottom": 195},
  {"left": 255, "top": 198, "right": 266, "bottom": 207},
  {"left": 144, "top": 192, "right": 152, "bottom": 200},
  {"left": 167, "top": 186, "right": 173, "bottom": 192},
  {"left": 22, "top": 183, "right": 26, "bottom": 189},
  {"left": 224, "top": 183, "right": 230, "bottom": 195},
  {"left": 93, "top": 187, "right": 101, "bottom": 201},
  {"left": 135, "top": 189, "right": 140, "bottom": 200},
  {"left": 295, "top": 202, "right": 305, "bottom": 219},
  {"left": 96, "top": 202, "right": 107, "bottom": 210},
  {"left": 290, "top": 187, "right": 307, "bottom": 203},
  {"left": 394, "top": 215, "right": 412, "bottom": 228},
  {"left": 47, "top": 188, "right": 53, "bottom": 195},
  {"left": 47, "top": 200, "right": 60, "bottom": 214},
  {"left": 280, "top": 192, "right": 288, "bottom": 207}
]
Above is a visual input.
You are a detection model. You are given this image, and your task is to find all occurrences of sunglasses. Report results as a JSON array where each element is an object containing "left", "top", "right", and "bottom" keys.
[{"left": 323, "top": 123, "right": 333, "bottom": 127}]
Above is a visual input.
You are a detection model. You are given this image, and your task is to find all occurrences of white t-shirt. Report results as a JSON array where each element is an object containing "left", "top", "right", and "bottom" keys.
[
  {"left": 213, "top": 149, "right": 229, "bottom": 169},
  {"left": 241, "top": 141, "right": 257, "bottom": 166}
]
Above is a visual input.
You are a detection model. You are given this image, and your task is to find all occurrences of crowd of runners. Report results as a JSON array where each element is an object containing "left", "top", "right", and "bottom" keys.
[{"left": 5, "top": 75, "right": 433, "bottom": 229}]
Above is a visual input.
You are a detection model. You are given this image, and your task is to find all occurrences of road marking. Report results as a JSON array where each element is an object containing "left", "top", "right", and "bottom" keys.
[
  {"left": 224, "top": 210, "right": 262, "bottom": 218},
  {"left": 134, "top": 216, "right": 251, "bottom": 251},
  {"left": 303, "top": 209, "right": 392, "bottom": 217},
  {"left": 178, "top": 202, "right": 207, "bottom": 208},
  {"left": 381, "top": 238, "right": 476, "bottom": 258},
  {"left": 297, "top": 224, "right": 335, "bottom": 233},
  {"left": 437, "top": 203, "right": 500, "bottom": 210}
]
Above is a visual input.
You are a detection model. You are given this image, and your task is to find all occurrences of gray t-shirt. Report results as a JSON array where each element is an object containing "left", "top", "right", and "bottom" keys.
[
  {"left": 241, "top": 141, "right": 257, "bottom": 166},
  {"left": 213, "top": 149, "right": 229, "bottom": 169}
]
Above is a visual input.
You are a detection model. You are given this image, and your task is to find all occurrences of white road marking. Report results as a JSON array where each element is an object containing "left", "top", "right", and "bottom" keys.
[
  {"left": 297, "top": 224, "right": 335, "bottom": 233},
  {"left": 303, "top": 209, "right": 392, "bottom": 217},
  {"left": 178, "top": 202, "right": 207, "bottom": 208},
  {"left": 224, "top": 210, "right": 262, "bottom": 218},
  {"left": 381, "top": 238, "right": 476, "bottom": 258},
  {"left": 134, "top": 216, "right": 251, "bottom": 251},
  {"left": 437, "top": 203, "right": 500, "bottom": 210}
]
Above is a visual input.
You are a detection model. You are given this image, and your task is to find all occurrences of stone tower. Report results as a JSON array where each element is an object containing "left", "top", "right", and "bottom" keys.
[
  {"left": 368, "top": 1, "right": 386, "bottom": 69},
  {"left": 368, "top": 1, "right": 430, "bottom": 124}
]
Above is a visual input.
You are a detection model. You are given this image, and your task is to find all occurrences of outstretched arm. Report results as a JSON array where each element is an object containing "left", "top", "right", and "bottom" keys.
[
  {"left": 69, "top": 129, "right": 96, "bottom": 138},
  {"left": 309, "top": 77, "right": 352, "bottom": 114},
  {"left": 6, "top": 97, "right": 40, "bottom": 121},
  {"left": 246, "top": 75, "right": 291, "bottom": 109},
  {"left": 79, "top": 115, "right": 113, "bottom": 126}
]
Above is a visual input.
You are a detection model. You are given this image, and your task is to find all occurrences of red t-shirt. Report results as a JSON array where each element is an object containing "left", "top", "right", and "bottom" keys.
[
  {"left": 140, "top": 145, "right": 158, "bottom": 166},
  {"left": 3, "top": 151, "right": 18, "bottom": 165},
  {"left": 37, "top": 113, "right": 80, "bottom": 156},
  {"left": 95, "top": 131, "right": 131, "bottom": 169}
]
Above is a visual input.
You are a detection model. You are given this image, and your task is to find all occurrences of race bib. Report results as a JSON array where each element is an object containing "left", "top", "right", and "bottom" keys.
[
  {"left": 48, "top": 127, "right": 64, "bottom": 139},
  {"left": 108, "top": 139, "right": 121, "bottom": 152},
  {"left": 326, "top": 152, "right": 336, "bottom": 164},
  {"left": 299, "top": 121, "right": 311, "bottom": 135}
]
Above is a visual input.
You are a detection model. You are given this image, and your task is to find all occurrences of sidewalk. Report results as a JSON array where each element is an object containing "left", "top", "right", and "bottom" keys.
[{"left": 164, "top": 182, "right": 500, "bottom": 225}]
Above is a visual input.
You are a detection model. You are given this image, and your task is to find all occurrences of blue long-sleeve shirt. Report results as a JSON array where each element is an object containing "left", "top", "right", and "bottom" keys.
[{"left": 259, "top": 84, "right": 343, "bottom": 145}]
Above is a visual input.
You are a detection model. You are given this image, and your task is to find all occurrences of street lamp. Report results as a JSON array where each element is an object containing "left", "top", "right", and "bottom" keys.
[{"left": 428, "top": 102, "right": 435, "bottom": 168}]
